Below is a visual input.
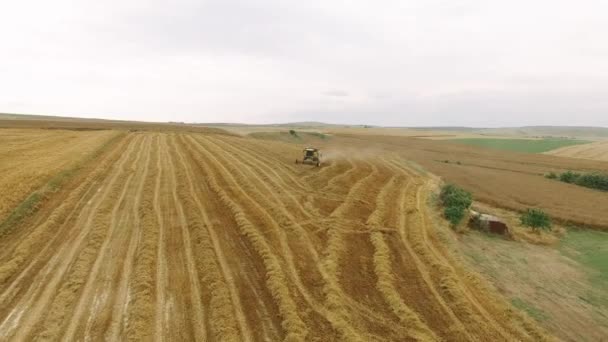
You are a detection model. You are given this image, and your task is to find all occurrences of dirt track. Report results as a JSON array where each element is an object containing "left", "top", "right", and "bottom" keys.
[{"left": 0, "top": 132, "right": 549, "bottom": 341}]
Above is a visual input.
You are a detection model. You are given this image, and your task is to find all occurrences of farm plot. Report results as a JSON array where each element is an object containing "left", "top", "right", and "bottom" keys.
[
  {"left": 545, "top": 140, "right": 608, "bottom": 161},
  {"left": 0, "top": 129, "right": 119, "bottom": 223},
  {"left": 0, "top": 131, "right": 548, "bottom": 341}
]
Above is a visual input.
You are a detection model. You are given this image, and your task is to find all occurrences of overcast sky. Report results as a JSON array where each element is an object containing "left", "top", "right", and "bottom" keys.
[{"left": 1, "top": 0, "right": 607, "bottom": 126}]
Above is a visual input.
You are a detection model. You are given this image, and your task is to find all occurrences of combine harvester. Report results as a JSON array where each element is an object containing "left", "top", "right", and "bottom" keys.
[{"left": 296, "top": 147, "right": 322, "bottom": 167}]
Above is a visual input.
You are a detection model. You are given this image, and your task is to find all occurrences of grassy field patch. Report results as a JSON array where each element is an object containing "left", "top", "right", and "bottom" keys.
[
  {"left": 448, "top": 138, "right": 590, "bottom": 153},
  {"left": 511, "top": 298, "right": 549, "bottom": 321},
  {"left": 560, "top": 229, "right": 608, "bottom": 307}
]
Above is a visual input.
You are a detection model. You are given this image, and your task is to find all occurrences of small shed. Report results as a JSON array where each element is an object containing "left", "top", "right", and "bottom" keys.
[{"left": 469, "top": 210, "right": 510, "bottom": 236}]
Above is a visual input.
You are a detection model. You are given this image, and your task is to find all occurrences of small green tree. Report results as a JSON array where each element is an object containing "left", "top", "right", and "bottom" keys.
[
  {"left": 440, "top": 184, "right": 472, "bottom": 209},
  {"left": 520, "top": 208, "right": 552, "bottom": 232},
  {"left": 440, "top": 184, "right": 473, "bottom": 227},
  {"left": 559, "top": 171, "right": 580, "bottom": 184},
  {"left": 444, "top": 206, "right": 466, "bottom": 225}
]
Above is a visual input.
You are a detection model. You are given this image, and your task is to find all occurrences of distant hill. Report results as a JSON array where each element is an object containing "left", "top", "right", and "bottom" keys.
[
  {"left": 3, "top": 113, "right": 607, "bottom": 139},
  {"left": 475, "top": 126, "right": 608, "bottom": 139},
  {"left": 404, "top": 126, "right": 608, "bottom": 139}
]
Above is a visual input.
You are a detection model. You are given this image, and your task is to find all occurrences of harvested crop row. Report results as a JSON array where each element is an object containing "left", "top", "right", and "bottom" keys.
[
  {"left": 0, "top": 131, "right": 553, "bottom": 341},
  {"left": 186, "top": 135, "right": 309, "bottom": 341}
]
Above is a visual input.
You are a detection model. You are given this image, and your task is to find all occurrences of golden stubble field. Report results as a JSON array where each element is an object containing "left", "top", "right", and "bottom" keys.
[
  {"left": 0, "top": 127, "right": 549, "bottom": 341},
  {"left": 0, "top": 129, "right": 119, "bottom": 223},
  {"left": 546, "top": 140, "right": 608, "bottom": 161}
]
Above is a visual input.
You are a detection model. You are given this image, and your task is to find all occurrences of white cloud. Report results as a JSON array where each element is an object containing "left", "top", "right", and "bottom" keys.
[{"left": 1, "top": 0, "right": 607, "bottom": 126}]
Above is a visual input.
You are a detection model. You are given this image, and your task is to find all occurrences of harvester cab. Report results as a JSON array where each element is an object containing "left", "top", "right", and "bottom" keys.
[{"left": 296, "top": 147, "right": 321, "bottom": 167}]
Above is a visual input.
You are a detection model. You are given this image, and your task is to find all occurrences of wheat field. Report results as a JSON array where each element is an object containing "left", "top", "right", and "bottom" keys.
[{"left": 0, "top": 129, "right": 552, "bottom": 341}]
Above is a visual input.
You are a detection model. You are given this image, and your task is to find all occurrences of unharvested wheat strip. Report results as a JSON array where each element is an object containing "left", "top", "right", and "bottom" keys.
[
  {"left": 105, "top": 134, "right": 155, "bottom": 340},
  {"left": 1, "top": 135, "right": 143, "bottom": 340},
  {"left": 164, "top": 136, "right": 207, "bottom": 340},
  {"left": 61, "top": 135, "right": 150, "bottom": 341},
  {"left": 0, "top": 134, "right": 130, "bottom": 293},
  {"left": 173, "top": 135, "right": 251, "bottom": 341},
  {"left": 186, "top": 136, "right": 308, "bottom": 341},
  {"left": 367, "top": 176, "right": 438, "bottom": 341},
  {"left": 125, "top": 134, "right": 161, "bottom": 340},
  {"left": 153, "top": 135, "right": 168, "bottom": 342}
]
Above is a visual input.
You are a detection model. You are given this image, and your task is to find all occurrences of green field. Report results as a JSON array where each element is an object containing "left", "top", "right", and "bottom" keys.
[
  {"left": 561, "top": 230, "right": 608, "bottom": 298},
  {"left": 448, "top": 138, "right": 590, "bottom": 153}
]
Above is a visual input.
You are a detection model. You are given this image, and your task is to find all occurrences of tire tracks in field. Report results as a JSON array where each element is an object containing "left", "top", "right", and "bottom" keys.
[
  {"left": 321, "top": 160, "right": 380, "bottom": 341},
  {"left": 105, "top": 134, "right": 155, "bottom": 340},
  {"left": 323, "top": 158, "right": 358, "bottom": 193},
  {"left": 217, "top": 135, "right": 309, "bottom": 192},
  {"left": 206, "top": 136, "right": 313, "bottom": 220},
  {"left": 58, "top": 134, "right": 150, "bottom": 341},
  {"left": 180, "top": 135, "right": 283, "bottom": 341},
  {"left": 198, "top": 135, "right": 402, "bottom": 338},
  {"left": 186, "top": 135, "right": 308, "bottom": 341},
  {"left": 172, "top": 135, "right": 252, "bottom": 341},
  {"left": 366, "top": 175, "right": 438, "bottom": 341},
  {"left": 386, "top": 157, "right": 473, "bottom": 340},
  {"left": 125, "top": 134, "right": 161, "bottom": 341},
  {"left": 153, "top": 134, "right": 172, "bottom": 341},
  {"left": 163, "top": 135, "right": 207, "bottom": 341}
]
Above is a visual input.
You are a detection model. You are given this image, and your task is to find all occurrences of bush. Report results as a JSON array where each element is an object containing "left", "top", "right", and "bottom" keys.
[
  {"left": 289, "top": 129, "right": 297, "bottom": 136},
  {"left": 440, "top": 184, "right": 473, "bottom": 209},
  {"left": 520, "top": 208, "right": 552, "bottom": 232},
  {"left": 559, "top": 171, "right": 580, "bottom": 184},
  {"left": 574, "top": 172, "right": 608, "bottom": 191},
  {"left": 444, "top": 206, "right": 466, "bottom": 225},
  {"left": 439, "top": 184, "right": 473, "bottom": 227},
  {"left": 551, "top": 170, "right": 608, "bottom": 191}
]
